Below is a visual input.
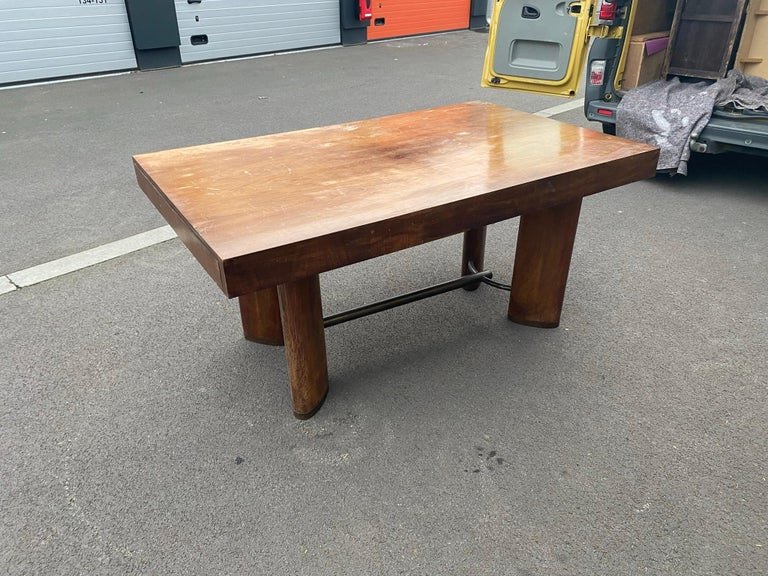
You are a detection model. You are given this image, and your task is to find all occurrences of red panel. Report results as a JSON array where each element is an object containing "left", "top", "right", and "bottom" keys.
[{"left": 367, "top": 0, "right": 471, "bottom": 40}]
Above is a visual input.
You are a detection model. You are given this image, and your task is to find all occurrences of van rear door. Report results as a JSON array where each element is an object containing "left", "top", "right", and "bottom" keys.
[{"left": 482, "top": 0, "right": 598, "bottom": 96}]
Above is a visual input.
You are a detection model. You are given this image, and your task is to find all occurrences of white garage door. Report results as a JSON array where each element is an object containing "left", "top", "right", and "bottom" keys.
[
  {"left": 0, "top": 0, "right": 137, "bottom": 85},
  {"left": 176, "top": 0, "right": 340, "bottom": 63}
]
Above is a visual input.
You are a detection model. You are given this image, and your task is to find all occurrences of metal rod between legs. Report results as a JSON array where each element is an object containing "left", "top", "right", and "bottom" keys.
[
  {"left": 323, "top": 269, "right": 493, "bottom": 328},
  {"left": 466, "top": 261, "right": 511, "bottom": 292}
]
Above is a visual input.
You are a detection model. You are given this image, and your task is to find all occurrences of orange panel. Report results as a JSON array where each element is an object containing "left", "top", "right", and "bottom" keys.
[{"left": 367, "top": 0, "right": 471, "bottom": 40}]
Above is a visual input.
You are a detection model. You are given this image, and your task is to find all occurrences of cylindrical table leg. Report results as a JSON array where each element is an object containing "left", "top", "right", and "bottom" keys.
[
  {"left": 277, "top": 275, "right": 329, "bottom": 419},
  {"left": 239, "top": 288, "right": 284, "bottom": 345},
  {"left": 461, "top": 226, "right": 487, "bottom": 291},
  {"left": 508, "top": 199, "right": 582, "bottom": 328}
]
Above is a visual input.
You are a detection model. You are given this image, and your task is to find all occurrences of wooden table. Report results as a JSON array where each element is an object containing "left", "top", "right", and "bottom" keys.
[{"left": 133, "top": 102, "right": 658, "bottom": 419}]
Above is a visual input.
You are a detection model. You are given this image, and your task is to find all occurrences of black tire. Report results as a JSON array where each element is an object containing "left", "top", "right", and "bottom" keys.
[{"left": 602, "top": 123, "right": 616, "bottom": 135}]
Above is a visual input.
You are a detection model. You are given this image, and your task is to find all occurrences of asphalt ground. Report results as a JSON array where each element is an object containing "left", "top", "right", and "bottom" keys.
[{"left": 1, "top": 30, "right": 767, "bottom": 575}]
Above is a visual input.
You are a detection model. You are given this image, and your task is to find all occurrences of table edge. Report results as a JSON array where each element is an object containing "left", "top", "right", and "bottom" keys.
[
  {"left": 219, "top": 147, "right": 659, "bottom": 297},
  {"left": 133, "top": 159, "right": 226, "bottom": 292}
]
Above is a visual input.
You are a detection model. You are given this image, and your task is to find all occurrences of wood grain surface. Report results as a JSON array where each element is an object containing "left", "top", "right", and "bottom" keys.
[
  {"left": 134, "top": 102, "right": 658, "bottom": 297},
  {"left": 507, "top": 198, "right": 583, "bottom": 328},
  {"left": 239, "top": 288, "right": 284, "bottom": 345},
  {"left": 461, "top": 227, "right": 487, "bottom": 291},
  {"left": 277, "top": 275, "right": 329, "bottom": 418}
]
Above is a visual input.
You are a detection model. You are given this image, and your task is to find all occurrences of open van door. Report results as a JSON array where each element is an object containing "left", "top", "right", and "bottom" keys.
[{"left": 482, "top": 0, "right": 599, "bottom": 96}]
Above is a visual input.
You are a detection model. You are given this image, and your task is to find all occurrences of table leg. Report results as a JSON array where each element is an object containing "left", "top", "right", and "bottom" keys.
[
  {"left": 508, "top": 199, "right": 582, "bottom": 328},
  {"left": 239, "top": 288, "right": 284, "bottom": 345},
  {"left": 277, "top": 275, "right": 329, "bottom": 419},
  {"left": 461, "top": 226, "right": 487, "bottom": 291}
]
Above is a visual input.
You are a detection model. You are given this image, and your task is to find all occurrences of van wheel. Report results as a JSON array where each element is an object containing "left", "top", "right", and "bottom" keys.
[{"left": 602, "top": 123, "right": 616, "bottom": 135}]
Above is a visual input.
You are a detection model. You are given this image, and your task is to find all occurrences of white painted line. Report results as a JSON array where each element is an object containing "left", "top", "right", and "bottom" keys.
[
  {"left": 7, "top": 226, "right": 176, "bottom": 289},
  {"left": 533, "top": 98, "right": 585, "bottom": 118},
  {"left": 369, "top": 31, "right": 455, "bottom": 44},
  {"left": 0, "top": 71, "right": 132, "bottom": 92},
  {"left": 0, "top": 276, "right": 17, "bottom": 295},
  {"left": 189, "top": 44, "right": 340, "bottom": 67}
]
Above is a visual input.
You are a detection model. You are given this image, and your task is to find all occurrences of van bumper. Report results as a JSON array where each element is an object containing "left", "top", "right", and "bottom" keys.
[{"left": 586, "top": 100, "right": 768, "bottom": 157}]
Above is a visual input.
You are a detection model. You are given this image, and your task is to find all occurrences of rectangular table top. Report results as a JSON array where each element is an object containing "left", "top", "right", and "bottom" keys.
[{"left": 134, "top": 102, "right": 658, "bottom": 296}]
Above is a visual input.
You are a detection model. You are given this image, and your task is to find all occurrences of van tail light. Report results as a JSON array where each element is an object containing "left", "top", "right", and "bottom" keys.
[
  {"left": 590, "top": 60, "right": 606, "bottom": 86},
  {"left": 598, "top": 0, "right": 617, "bottom": 21}
]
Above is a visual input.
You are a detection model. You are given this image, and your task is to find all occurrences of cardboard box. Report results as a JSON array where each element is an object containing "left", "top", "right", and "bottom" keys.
[
  {"left": 736, "top": 0, "right": 768, "bottom": 79},
  {"left": 631, "top": 0, "right": 676, "bottom": 35},
  {"left": 622, "top": 32, "right": 670, "bottom": 89}
]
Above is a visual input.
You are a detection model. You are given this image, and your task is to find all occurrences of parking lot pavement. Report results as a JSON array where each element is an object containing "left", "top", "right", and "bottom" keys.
[{"left": 2, "top": 31, "right": 767, "bottom": 575}]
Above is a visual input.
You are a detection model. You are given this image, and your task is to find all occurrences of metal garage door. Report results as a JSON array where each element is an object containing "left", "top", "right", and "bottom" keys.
[
  {"left": 176, "top": 0, "right": 341, "bottom": 64},
  {"left": 367, "top": 0, "right": 471, "bottom": 41},
  {"left": 0, "top": 0, "right": 137, "bottom": 85}
]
